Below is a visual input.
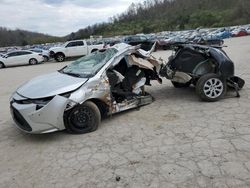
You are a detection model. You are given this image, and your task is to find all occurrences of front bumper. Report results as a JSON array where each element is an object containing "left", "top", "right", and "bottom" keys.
[{"left": 10, "top": 94, "right": 70, "bottom": 134}]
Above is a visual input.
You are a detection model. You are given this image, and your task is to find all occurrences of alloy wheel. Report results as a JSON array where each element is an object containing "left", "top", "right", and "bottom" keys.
[{"left": 203, "top": 78, "right": 224, "bottom": 98}]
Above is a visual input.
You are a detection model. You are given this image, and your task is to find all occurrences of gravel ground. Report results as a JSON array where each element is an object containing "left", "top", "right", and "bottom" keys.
[{"left": 0, "top": 36, "right": 250, "bottom": 188}]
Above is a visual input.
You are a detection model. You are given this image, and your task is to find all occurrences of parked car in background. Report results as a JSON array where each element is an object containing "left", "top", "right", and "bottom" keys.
[
  {"left": 193, "top": 36, "right": 224, "bottom": 46},
  {"left": 231, "top": 28, "right": 248, "bottom": 37},
  {"left": 156, "top": 36, "right": 187, "bottom": 50},
  {"left": 245, "top": 27, "right": 250, "bottom": 35},
  {"left": 29, "top": 48, "right": 50, "bottom": 62},
  {"left": 0, "top": 50, "right": 44, "bottom": 69},
  {"left": 210, "top": 28, "right": 232, "bottom": 39},
  {"left": 104, "top": 39, "right": 122, "bottom": 48},
  {"left": 123, "top": 35, "right": 155, "bottom": 51},
  {"left": 49, "top": 40, "right": 104, "bottom": 62}
]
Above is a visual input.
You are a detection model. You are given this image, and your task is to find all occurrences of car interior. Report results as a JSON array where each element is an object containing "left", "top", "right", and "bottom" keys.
[{"left": 106, "top": 53, "right": 161, "bottom": 104}]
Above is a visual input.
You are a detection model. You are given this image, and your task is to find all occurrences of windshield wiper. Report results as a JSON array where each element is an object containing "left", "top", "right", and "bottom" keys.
[
  {"left": 58, "top": 70, "right": 81, "bottom": 77},
  {"left": 63, "top": 72, "right": 81, "bottom": 77}
]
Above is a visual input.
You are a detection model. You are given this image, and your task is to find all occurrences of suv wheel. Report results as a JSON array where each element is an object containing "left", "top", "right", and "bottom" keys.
[{"left": 55, "top": 53, "right": 65, "bottom": 62}]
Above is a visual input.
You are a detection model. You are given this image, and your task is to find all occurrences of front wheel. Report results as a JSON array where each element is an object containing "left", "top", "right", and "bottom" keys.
[
  {"left": 55, "top": 53, "right": 65, "bottom": 62},
  {"left": 196, "top": 73, "right": 226, "bottom": 102},
  {"left": 64, "top": 101, "right": 101, "bottom": 134},
  {"left": 29, "top": 58, "right": 38, "bottom": 65}
]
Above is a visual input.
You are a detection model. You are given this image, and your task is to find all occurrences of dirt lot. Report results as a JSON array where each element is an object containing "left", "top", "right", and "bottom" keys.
[{"left": 0, "top": 36, "right": 250, "bottom": 188}]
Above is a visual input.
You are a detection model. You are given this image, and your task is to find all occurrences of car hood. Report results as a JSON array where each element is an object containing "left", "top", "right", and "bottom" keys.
[{"left": 17, "top": 71, "right": 88, "bottom": 99}]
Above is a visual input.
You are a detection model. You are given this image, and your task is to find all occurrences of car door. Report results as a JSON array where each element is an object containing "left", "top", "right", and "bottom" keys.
[
  {"left": 65, "top": 41, "right": 86, "bottom": 57},
  {"left": 4, "top": 52, "right": 21, "bottom": 66},
  {"left": 65, "top": 41, "right": 78, "bottom": 57},
  {"left": 74, "top": 41, "right": 87, "bottom": 56},
  {"left": 19, "top": 51, "right": 33, "bottom": 65}
]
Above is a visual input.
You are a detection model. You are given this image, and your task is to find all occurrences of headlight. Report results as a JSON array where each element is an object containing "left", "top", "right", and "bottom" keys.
[
  {"left": 60, "top": 92, "right": 77, "bottom": 110},
  {"left": 65, "top": 100, "right": 77, "bottom": 111},
  {"left": 60, "top": 92, "right": 71, "bottom": 98},
  {"left": 32, "top": 98, "right": 53, "bottom": 110}
]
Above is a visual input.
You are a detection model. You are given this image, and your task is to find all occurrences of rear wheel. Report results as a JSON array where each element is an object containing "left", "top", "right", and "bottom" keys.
[
  {"left": 29, "top": 58, "right": 38, "bottom": 65},
  {"left": 196, "top": 73, "right": 226, "bottom": 102},
  {"left": 171, "top": 81, "right": 191, "bottom": 88},
  {"left": 0, "top": 62, "right": 5, "bottom": 69},
  {"left": 55, "top": 53, "right": 65, "bottom": 62},
  {"left": 64, "top": 101, "right": 101, "bottom": 134},
  {"left": 43, "top": 56, "right": 49, "bottom": 62}
]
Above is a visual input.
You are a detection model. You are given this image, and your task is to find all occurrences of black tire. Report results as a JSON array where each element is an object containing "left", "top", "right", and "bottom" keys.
[
  {"left": 55, "top": 53, "right": 65, "bottom": 62},
  {"left": 196, "top": 73, "right": 226, "bottom": 102},
  {"left": 171, "top": 81, "right": 191, "bottom": 88},
  {"left": 29, "top": 58, "right": 38, "bottom": 65},
  {"left": 64, "top": 101, "right": 101, "bottom": 134},
  {"left": 0, "top": 62, "right": 5, "bottom": 69},
  {"left": 43, "top": 56, "right": 49, "bottom": 62}
]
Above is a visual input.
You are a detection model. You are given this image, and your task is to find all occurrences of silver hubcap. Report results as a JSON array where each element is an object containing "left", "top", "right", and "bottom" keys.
[
  {"left": 30, "top": 59, "right": 36, "bottom": 64},
  {"left": 203, "top": 78, "right": 224, "bottom": 98},
  {"left": 0, "top": 64, "right": 3, "bottom": 68},
  {"left": 58, "top": 56, "right": 64, "bottom": 61}
]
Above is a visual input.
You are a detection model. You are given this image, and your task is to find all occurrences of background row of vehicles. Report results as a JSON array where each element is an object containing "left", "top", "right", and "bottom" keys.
[
  {"left": 0, "top": 40, "right": 105, "bottom": 68},
  {"left": 0, "top": 25, "right": 249, "bottom": 68},
  {"left": 121, "top": 26, "right": 250, "bottom": 50},
  {"left": 99, "top": 25, "right": 250, "bottom": 52}
]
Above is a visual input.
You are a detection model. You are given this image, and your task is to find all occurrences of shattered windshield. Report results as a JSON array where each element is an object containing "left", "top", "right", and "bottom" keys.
[{"left": 60, "top": 48, "right": 118, "bottom": 78}]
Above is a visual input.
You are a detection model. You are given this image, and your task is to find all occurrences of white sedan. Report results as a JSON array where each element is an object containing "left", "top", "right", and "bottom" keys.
[
  {"left": 29, "top": 48, "right": 50, "bottom": 62},
  {"left": 0, "top": 50, "right": 44, "bottom": 69}
]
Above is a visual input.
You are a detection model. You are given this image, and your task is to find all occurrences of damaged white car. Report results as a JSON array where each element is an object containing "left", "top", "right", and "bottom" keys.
[{"left": 10, "top": 43, "right": 163, "bottom": 134}]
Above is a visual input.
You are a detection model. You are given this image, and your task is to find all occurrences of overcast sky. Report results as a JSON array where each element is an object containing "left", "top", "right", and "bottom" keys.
[{"left": 0, "top": 0, "right": 143, "bottom": 36}]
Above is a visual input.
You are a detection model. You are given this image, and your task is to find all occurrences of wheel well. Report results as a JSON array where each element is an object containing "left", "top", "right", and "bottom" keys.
[
  {"left": 55, "top": 52, "right": 65, "bottom": 57},
  {"left": 0, "top": 61, "right": 5, "bottom": 67},
  {"left": 29, "top": 58, "right": 37, "bottom": 61},
  {"left": 87, "top": 99, "right": 109, "bottom": 118},
  {"left": 91, "top": 49, "right": 98, "bottom": 53}
]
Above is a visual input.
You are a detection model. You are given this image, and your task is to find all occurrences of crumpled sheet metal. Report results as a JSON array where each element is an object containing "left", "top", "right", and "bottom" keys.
[{"left": 127, "top": 55, "right": 155, "bottom": 70}]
